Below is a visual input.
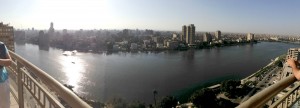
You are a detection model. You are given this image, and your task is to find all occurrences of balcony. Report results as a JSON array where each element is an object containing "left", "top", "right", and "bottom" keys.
[
  {"left": 238, "top": 74, "right": 300, "bottom": 108},
  {"left": 6, "top": 51, "right": 91, "bottom": 108}
]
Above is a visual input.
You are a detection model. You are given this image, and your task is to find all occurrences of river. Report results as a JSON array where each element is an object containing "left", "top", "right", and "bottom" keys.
[{"left": 14, "top": 42, "right": 300, "bottom": 103}]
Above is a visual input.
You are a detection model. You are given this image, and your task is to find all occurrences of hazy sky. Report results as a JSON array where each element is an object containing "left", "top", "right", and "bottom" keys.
[{"left": 1, "top": 0, "right": 300, "bottom": 35}]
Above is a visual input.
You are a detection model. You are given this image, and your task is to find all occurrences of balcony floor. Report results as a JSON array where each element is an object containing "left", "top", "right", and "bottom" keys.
[{"left": 10, "top": 93, "right": 18, "bottom": 108}]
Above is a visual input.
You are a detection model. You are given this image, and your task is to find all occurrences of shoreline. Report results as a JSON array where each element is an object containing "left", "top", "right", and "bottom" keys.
[
  {"left": 206, "top": 55, "right": 280, "bottom": 89},
  {"left": 240, "top": 57, "right": 278, "bottom": 83},
  {"left": 14, "top": 41, "right": 291, "bottom": 106},
  {"left": 173, "top": 75, "right": 239, "bottom": 102},
  {"left": 19, "top": 41, "right": 258, "bottom": 54}
]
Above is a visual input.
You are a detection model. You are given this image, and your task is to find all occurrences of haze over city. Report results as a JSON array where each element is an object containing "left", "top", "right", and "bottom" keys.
[
  {"left": 3, "top": 0, "right": 300, "bottom": 107},
  {"left": 1, "top": 0, "right": 300, "bottom": 35}
]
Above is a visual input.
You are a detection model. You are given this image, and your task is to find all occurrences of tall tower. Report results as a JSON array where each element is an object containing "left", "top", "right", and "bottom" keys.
[
  {"left": 181, "top": 25, "right": 187, "bottom": 42},
  {"left": 186, "top": 24, "right": 195, "bottom": 44},
  {"left": 247, "top": 33, "right": 254, "bottom": 41},
  {"left": 48, "top": 22, "right": 55, "bottom": 40},
  {"left": 215, "top": 30, "right": 221, "bottom": 40},
  {"left": 50, "top": 22, "right": 53, "bottom": 28},
  {"left": 203, "top": 32, "right": 212, "bottom": 43},
  {"left": 0, "top": 22, "right": 14, "bottom": 51}
]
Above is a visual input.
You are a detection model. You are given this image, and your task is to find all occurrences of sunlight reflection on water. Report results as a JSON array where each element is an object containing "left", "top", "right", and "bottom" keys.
[{"left": 59, "top": 54, "right": 85, "bottom": 92}]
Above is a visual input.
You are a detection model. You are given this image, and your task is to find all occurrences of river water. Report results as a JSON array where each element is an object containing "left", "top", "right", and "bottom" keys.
[{"left": 14, "top": 42, "right": 300, "bottom": 103}]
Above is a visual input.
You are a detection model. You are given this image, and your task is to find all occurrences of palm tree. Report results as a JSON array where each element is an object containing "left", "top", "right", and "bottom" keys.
[{"left": 153, "top": 90, "right": 158, "bottom": 107}]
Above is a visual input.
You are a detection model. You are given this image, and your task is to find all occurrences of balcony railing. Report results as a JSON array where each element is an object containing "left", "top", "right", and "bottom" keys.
[
  {"left": 7, "top": 51, "right": 91, "bottom": 108},
  {"left": 237, "top": 75, "right": 300, "bottom": 108}
]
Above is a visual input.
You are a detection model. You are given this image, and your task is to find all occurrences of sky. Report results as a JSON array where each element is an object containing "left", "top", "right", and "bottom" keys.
[{"left": 1, "top": 0, "right": 300, "bottom": 35}]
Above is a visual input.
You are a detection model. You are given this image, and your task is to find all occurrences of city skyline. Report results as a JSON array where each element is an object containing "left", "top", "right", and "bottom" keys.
[{"left": 1, "top": 0, "right": 300, "bottom": 35}]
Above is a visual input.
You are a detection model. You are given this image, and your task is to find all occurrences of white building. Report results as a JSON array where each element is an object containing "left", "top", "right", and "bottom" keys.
[
  {"left": 130, "top": 43, "right": 138, "bottom": 50},
  {"left": 143, "top": 40, "right": 151, "bottom": 48},
  {"left": 270, "top": 37, "right": 279, "bottom": 41},
  {"left": 167, "top": 41, "right": 179, "bottom": 49},
  {"left": 247, "top": 33, "right": 254, "bottom": 41},
  {"left": 215, "top": 30, "right": 221, "bottom": 40},
  {"left": 156, "top": 43, "right": 164, "bottom": 49},
  {"left": 203, "top": 32, "right": 212, "bottom": 43},
  {"left": 287, "top": 48, "right": 300, "bottom": 61},
  {"left": 113, "top": 45, "right": 120, "bottom": 51},
  {"left": 0, "top": 22, "right": 14, "bottom": 51},
  {"left": 172, "top": 33, "right": 179, "bottom": 40},
  {"left": 282, "top": 48, "right": 300, "bottom": 80}
]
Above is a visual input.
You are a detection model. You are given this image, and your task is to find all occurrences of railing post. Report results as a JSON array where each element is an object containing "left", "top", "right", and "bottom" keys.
[
  {"left": 17, "top": 61, "right": 24, "bottom": 108},
  {"left": 285, "top": 98, "right": 288, "bottom": 108}
]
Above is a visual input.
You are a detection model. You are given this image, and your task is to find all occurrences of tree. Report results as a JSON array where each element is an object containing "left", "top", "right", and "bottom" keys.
[
  {"left": 127, "top": 101, "right": 146, "bottom": 108},
  {"left": 237, "top": 81, "right": 255, "bottom": 96},
  {"left": 159, "top": 96, "right": 178, "bottom": 108},
  {"left": 275, "top": 60, "right": 283, "bottom": 67},
  {"left": 220, "top": 80, "right": 241, "bottom": 98},
  {"left": 106, "top": 97, "right": 127, "bottom": 108},
  {"left": 153, "top": 90, "right": 158, "bottom": 107},
  {"left": 189, "top": 88, "right": 216, "bottom": 108},
  {"left": 217, "top": 98, "right": 238, "bottom": 108}
]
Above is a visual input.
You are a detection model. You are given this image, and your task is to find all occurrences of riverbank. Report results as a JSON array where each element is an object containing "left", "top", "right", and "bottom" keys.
[
  {"left": 173, "top": 75, "right": 239, "bottom": 103},
  {"left": 241, "top": 54, "right": 285, "bottom": 84},
  {"left": 24, "top": 40, "right": 258, "bottom": 54},
  {"left": 15, "top": 42, "right": 298, "bottom": 106},
  {"left": 174, "top": 54, "right": 285, "bottom": 107}
]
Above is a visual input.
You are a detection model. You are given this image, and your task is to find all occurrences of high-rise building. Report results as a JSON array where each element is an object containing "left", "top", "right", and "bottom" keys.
[
  {"left": 14, "top": 30, "right": 25, "bottom": 44},
  {"left": 123, "top": 29, "right": 129, "bottom": 37},
  {"left": 48, "top": 22, "right": 55, "bottom": 39},
  {"left": 38, "top": 30, "right": 49, "bottom": 47},
  {"left": 203, "top": 32, "right": 212, "bottom": 43},
  {"left": 39, "top": 30, "right": 45, "bottom": 44},
  {"left": 181, "top": 25, "right": 186, "bottom": 42},
  {"left": 172, "top": 33, "right": 179, "bottom": 40},
  {"left": 63, "top": 29, "right": 68, "bottom": 36},
  {"left": 185, "top": 24, "right": 195, "bottom": 45},
  {"left": 0, "top": 22, "right": 14, "bottom": 51},
  {"left": 145, "top": 29, "right": 154, "bottom": 35},
  {"left": 215, "top": 30, "right": 221, "bottom": 40},
  {"left": 284, "top": 48, "right": 300, "bottom": 78},
  {"left": 247, "top": 33, "right": 254, "bottom": 41},
  {"left": 287, "top": 48, "right": 300, "bottom": 61}
]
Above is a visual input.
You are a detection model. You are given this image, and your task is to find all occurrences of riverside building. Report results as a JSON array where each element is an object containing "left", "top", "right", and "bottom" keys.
[
  {"left": 203, "top": 32, "right": 212, "bottom": 43},
  {"left": 215, "top": 30, "right": 221, "bottom": 40},
  {"left": 181, "top": 25, "right": 187, "bottom": 42},
  {"left": 0, "top": 22, "right": 14, "bottom": 51},
  {"left": 287, "top": 48, "right": 300, "bottom": 61},
  {"left": 247, "top": 33, "right": 255, "bottom": 41},
  {"left": 48, "top": 22, "right": 55, "bottom": 39},
  {"left": 182, "top": 24, "right": 195, "bottom": 45}
]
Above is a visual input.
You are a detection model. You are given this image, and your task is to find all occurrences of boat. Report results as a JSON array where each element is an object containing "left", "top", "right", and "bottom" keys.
[
  {"left": 62, "top": 51, "right": 71, "bottom": 56},
  {"left": 72, "top": 50, "right": 77, "bottom": 54},
  {"left": 63, "top": 50, "right": 77, "bottom": 56}
]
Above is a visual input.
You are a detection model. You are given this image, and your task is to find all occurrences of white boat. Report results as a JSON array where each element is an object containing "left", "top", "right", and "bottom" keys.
[
  {"left": 72, "top": 50, "right": 77, "bottom": 54},
  {"left": 63, "top": 50, "right": 77, "bottom": 56},
  {"left": 62, "top": 51, "right": 72, "bottom": 56}
]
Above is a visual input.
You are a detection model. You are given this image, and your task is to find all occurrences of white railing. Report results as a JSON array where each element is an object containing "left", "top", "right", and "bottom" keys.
[
  {"left": 7, "top": 51, "right": 91, "bottom": 108},
  {"left": 269, "top": 82, "right": 300, "bottom": 108},
  {"left": 237, "top": 75, "right": 300, "bottom": 108}
]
